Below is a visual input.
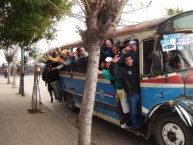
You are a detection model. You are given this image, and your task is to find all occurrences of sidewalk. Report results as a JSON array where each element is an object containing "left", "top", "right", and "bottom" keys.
[{"left": 0, "top": 76, "right": 78, "bottom": 145}]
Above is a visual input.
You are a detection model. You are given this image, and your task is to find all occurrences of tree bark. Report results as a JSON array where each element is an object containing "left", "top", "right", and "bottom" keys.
[
  {"left": 12, "top": 64, "right": 17, "bottom": 88},
  {"left": 7, "top": 62, "right": 12, "bottom": 84},
  {"left": 78, "top": 42, "right": 101, "bottom": 145}
]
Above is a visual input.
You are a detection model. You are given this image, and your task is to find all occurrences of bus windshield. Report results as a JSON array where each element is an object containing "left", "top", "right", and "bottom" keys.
[{"left": 160, "top": 33, "right": 193, "bottom": 72}]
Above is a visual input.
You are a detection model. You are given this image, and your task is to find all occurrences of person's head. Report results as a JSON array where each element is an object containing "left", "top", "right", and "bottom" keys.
[
  {"left": 124, "top": 54, "right": 134, "bottom": 67},
  {"left": 104, "top": 57, "right": 113, "bottom": 69},
  {"left": 129, "top": 40, "right": 137, "bottom": 53},
  {"left": 77, "top": 47, "right": 86, "bottom": 55},
  {"left": 59, "top": 49, "right": 68, "bottom": 60},
  {"left": 104, "top": 38, "right": 113, "bottom": 48},
  {"left": 51, "top": 51, "right": 57, "bottom": 58},
  {"left": 164, "top": 51, "right": 173, "bottom": 61},
  {"left": 169, "top": 54, "right": 182, "bottom": 69},
  {"left": 112, "top": 43, "right": 120, "bottom": 55},
  {"left": 125, "top": 43, "right": 132, "bottom": 52},
  {"left": 56, "top": 47, "right": 61, "bottom": 54},
  {"left": 60, "top": 53, "right": 67, "bottom": 60}
]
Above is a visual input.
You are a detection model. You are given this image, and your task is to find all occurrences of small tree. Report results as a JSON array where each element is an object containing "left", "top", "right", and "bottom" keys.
[
  {"left": 167, "top": 8, "right": 183, "bottom": 15},
  {"left": 3, "top": 45, "right": 19, "bottom": 84}
]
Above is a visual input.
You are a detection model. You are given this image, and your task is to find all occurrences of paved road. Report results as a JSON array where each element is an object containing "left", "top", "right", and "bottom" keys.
[{"left": 21, "top": 75, "right": 156, "bottom": 145}]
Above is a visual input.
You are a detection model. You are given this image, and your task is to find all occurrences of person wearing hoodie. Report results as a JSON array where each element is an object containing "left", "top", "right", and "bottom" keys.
[
  {"left": 110, "top": 54, "right": 140, "bottom": 131},
  {"left": 98, "top": 57, "right": 130, "bottom": 129}
]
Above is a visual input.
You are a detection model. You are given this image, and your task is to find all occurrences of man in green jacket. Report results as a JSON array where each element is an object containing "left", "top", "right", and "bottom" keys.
[{"left": 98, "top": 57, "right": 130, "bottom": 129}]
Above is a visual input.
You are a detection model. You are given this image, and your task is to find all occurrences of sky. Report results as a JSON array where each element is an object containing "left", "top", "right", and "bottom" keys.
[
  {"left": 39, "top": 0, "right": 193, "bottom": 50},
  {"left": 1, "top": 0, "right": 193, "bottom": 65}
]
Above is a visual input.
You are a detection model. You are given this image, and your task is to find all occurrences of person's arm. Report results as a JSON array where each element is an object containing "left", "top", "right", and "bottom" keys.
[
  {"left": 98, "top": 70, "right": 102, "bottom": 75},
  {"left": 101, "top": 69, "right": 116, "bottom": 80},
  {"left": 51, "top": 64, "right": 63, "bottom": 70},
  {"left": 109, "top": 61, "right": 123, "bottom": 78},
  {"left": 52, "top": 59, "right": 72, "bottom": 70},
  {"left": 46, "top": 53, "right": 59, "bottom": 63},
  {"left": 98, "top": 69, "right": 116, "bottom": 81}
]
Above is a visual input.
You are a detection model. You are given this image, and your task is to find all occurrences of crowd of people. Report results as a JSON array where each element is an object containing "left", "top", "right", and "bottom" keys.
[
  {"left": 42, "top": 46, "right": 89, "bottom": 103},
  {"left": 98, "top": 38, "right": 140, "bottom": 132},
  {"left": 44, "top": 38, "right": 140, "bottom": 132}
]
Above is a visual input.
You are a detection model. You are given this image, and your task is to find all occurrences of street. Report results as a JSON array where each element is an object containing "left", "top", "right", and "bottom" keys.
[{"left": 22, "top": 75, "right": 156, "bottom": 145}]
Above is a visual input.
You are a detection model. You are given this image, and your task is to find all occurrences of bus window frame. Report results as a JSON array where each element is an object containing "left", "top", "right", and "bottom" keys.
[{"left": 141, "top": 38, "right": 155, "bottom": 76}]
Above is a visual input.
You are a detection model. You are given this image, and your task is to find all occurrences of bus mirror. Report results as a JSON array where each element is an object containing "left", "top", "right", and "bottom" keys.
[{"left": 152, "top": 50, "right": 163, "bottom": 75}]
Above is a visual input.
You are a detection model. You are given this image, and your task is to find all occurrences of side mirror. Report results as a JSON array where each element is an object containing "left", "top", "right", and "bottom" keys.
[{"left": 152, "top": 50, "right": 163, "bottom": 75}]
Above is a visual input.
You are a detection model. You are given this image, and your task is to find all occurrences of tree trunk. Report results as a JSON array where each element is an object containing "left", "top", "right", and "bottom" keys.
[
  {"left": 78, "top": 42, "right": 101, "bottom": 145},
  {"left": 12, "top": 64, "right": 17, "bottom": 88},
  {"left": 7, "top": 62, "right": 12, "bottom": 84},
  {"left": 19, "top": 45, "right": 25, "bottom": 96}
]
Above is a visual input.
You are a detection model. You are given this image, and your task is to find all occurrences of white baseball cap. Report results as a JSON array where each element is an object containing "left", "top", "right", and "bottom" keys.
[
  {"left": 105, "top": 57, "right": 113, "bottom": 62},
  {"left": 129, "top": 40, "right": 137, "bottom": 45}
]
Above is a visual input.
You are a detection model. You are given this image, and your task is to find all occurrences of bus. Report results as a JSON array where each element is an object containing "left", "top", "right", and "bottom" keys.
[{"left": 58, "top": 10, "right": 193, "bottom": 145}]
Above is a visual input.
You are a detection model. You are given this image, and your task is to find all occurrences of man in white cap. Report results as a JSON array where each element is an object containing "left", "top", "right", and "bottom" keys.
[{"left": 98, "top": 57, "right": 130, "bottom": 129}]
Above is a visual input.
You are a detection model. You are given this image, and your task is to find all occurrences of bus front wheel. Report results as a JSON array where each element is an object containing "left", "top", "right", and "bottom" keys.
[
  {"left": 154, "top": 114, "right": 192, "bottom": 145},
  {"left": 66, "top": 93, "right": 76, "bottom": 111}
]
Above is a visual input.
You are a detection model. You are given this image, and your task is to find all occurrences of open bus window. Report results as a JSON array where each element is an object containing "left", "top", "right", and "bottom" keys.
[
  {"left": 72, "top": 64, "right": 87, "bottom": 73},
  {"left": 164, "top": 51, "right": 185, "bottom": 71},
  {"left": 72, "top": 56, "right": 88, "bottom": 73},
  {"left": 160, "top": 33, "right": 193, "bottom": 72},
  {"left": 60, "top": 65, "right": 71, "bottom": 72},
  {"left": 142, "top": 39, "right": 154, "bottom": 75}
]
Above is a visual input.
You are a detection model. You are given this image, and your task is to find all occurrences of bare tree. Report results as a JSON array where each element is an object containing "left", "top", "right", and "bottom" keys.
[
  {"left": 76, "top": 1, "right": 128, "bottom": 145},
  {"left": 3, "top": 45, "right": 19, "bottom": 84}
]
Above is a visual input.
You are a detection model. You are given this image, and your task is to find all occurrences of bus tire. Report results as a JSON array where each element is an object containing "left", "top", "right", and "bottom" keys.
[
  {"left": 66, "top": 93, "right": 76, "bottom": 111},
  {"left": 154, "top": 114, "right": 193, "bottom": 145}
]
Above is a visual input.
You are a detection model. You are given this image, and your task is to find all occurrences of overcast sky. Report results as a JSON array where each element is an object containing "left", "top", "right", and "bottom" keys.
[
  {"left": 1, "top": 0, "right": 193, "bottom": 64},
  {"left": 39, "top": 0, "right": 193, "bottom": 50}
]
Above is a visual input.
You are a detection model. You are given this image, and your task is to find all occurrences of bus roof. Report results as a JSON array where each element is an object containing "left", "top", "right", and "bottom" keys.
[
  {"left": 58, "top": 17, "right": 168, "bottom": 50},
  {"left": 59, "top": 10, "right": 193, "bottom": 50}
]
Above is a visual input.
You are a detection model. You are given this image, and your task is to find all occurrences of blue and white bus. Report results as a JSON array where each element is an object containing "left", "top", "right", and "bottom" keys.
[{"left": 58, "top": 10, "right": 193, "bottom": 145}]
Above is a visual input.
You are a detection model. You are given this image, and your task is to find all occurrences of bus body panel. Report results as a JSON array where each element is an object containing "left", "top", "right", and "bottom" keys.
[{"left": 60, "top": 72, "right": 120, "bottom": 124}]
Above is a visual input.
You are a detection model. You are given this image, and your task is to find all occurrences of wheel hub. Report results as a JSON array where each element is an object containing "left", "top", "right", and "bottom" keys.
[
  {"left": 162, "top": 123, "right": 185, "bottom": 145},
  {"left": 167, "top": 131, "right": 176, "bottom": 142}
]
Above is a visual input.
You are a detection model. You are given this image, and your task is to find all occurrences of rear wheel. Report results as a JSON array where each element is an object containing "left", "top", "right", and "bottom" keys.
[
  {"left": 154, "top": 114, "right": 193, "bottom": 145},
  {"left": 66, "top": 93, "right": 76, "bottom": 111}
]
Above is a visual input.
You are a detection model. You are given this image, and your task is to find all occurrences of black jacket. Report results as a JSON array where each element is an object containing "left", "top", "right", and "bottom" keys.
[
  {"left": 46, "top": 69, "right": 59, "bottom": 84},
  {"left": 109, "top": 63, "right": 139, "bottom": 95}
]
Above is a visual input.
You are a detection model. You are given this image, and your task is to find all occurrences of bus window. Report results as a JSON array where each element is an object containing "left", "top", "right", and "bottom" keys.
[
  {"left": 73, "top": 58, "right": 88, "bottom": 73},
  {"left": 160, "top": 33, "right": 193, "bottom": 72},
  {"left": 60, "top": 65, "right": 71, "bottom": 72},
  {"left": 142, "top": 39, "right": 154, "bottom": 75}
]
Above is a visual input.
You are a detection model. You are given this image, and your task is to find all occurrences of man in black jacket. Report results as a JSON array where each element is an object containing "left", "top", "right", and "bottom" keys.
[
  {"left": 110, "top": 54, "right": 140, "bottom": 130},
  {"left": 45, "top": 63, "right": 61, "bottom": 102}
]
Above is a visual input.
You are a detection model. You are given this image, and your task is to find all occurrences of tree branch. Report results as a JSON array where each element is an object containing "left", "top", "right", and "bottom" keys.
[
  {"left": 76, "top": 0, "right": 86, "bottom": 15},
  {"left": 107, "top": 0, "right": 128, "bottom": 34},
  {"left": 97, "top": 0, "right": 105, "bottom": 10},
  {"left": 83, "top": 0, "right": 91, "bottom": 14}
]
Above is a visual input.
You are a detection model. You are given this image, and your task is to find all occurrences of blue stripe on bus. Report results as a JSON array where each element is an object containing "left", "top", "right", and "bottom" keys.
[{"left": 141, "top": 87, "right": 184, "bottom": 111}]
